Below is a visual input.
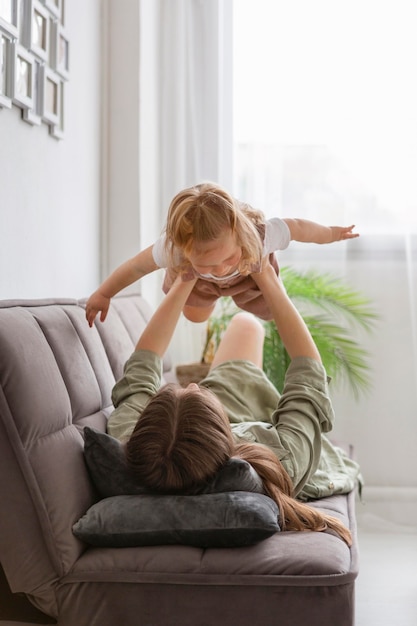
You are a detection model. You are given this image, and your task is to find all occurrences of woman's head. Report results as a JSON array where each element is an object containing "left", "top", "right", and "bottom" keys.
[
  {"left": 126, "top": 383, "right": 235, "bottom": 493},
  {"left": 165, "top": 182, "right": 265, "bottom": 275},
  {"left": 126, "top": 383, "right": 352, "bottom": 545}
]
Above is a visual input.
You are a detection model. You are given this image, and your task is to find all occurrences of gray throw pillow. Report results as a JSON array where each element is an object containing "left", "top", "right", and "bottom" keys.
[
  {"left": 73, "top": 492, "right": 280, "bottom": 548},
  {"left": 83, "top": 426, "right": 264, "bottom": 497},
  {"left": 78, "top": 427, "right": 277, "bottom": 549}
]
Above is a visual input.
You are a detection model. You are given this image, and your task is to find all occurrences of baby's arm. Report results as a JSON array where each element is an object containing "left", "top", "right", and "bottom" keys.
[
  {"left": 86, "top": 245, "right": 159, "bottom": 326},
  {"left": 283, "top": 218, "right": 359, "bottom": 244}
]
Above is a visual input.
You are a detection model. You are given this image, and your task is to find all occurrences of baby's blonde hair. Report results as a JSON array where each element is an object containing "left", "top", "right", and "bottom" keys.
[{"left": 165, "top": 182, "right": 265, "bottom": 274}]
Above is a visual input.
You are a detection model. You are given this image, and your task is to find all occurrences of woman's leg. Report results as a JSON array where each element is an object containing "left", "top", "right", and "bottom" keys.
[{"left": 209, "top": 312, "right": 265, "bottom": 370}]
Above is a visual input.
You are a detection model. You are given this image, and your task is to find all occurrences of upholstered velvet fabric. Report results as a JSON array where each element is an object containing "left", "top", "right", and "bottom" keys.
[
  {"left": 0, "top": 294, "right": 359, "bottom": 626},
  {"left": 73, "top": 492, "right": 280, "bottom": 548},
  {"left": 80, "top": 427, "right": 274, "bottom": 548},
  {"left": 83, "top": 427, "right": 147, "bottom": 497},
  {"left": 83, "top": 426, "right": 264, "bottom": 497}
]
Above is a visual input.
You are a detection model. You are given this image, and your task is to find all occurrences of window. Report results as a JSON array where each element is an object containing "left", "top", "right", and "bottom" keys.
[{"left": 233, "top": 0, "right": 417, "bottom": 234}]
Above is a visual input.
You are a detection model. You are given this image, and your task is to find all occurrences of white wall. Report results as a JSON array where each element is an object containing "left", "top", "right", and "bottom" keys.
[{"left": 0, "top": 0, "right": 103, "bottom": 299}]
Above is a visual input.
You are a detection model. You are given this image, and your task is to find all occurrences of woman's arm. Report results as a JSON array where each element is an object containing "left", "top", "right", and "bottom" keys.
[
  {"left": 86, "top": 245, "right": 159, "bottom": 326},
  {"left": 283, "top": 218, "right": 359, "bottom": 244},
  {"left": 136, "top": 275, "right": 197, "bottom": 356},
  {"left": 107, "top": 275, "right": 197, "bottom": 441},
  {"left": 253, "top": 262, "right": 333, "bottom": 494},
  {"left": 252, "top": 262, "right": 321, "bottom": 362}
]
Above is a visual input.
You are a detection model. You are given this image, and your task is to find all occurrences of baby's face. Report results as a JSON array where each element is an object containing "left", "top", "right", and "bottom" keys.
[{"left": 186, "top": 230, "right": 242, "bottom": 277}]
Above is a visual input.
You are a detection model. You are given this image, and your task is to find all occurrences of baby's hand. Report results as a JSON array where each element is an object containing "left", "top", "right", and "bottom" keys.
[
  {"left": 85, "top": 292, "right": 111, "bottom": 327},
  {"left": 330, "top": 225, "right": 359, "bottom": 242}
]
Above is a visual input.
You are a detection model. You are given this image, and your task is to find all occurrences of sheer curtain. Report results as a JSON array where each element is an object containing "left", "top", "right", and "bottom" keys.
[
  {"left": 139, "top": 0, "right": 232, "bottom": 239},
  {"left": 138, "top": 0, "right": 233, "bottom": 361},
  {"left": 233, "top": 0, "right": 417, "bottom": 496},
  {"left": 158, "top": 0, "right": 233, "bottom": 199},
  {"left": 138, "top": 0, "right": 232, "bottom": 214},
  {"left": 233, "top": 0, "right": 417, "bottom": 233}
]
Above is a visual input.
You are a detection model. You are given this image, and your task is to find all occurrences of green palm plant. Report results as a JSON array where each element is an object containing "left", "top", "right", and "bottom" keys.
[{"left": 202, "top": 266, "right": 378, "bottom": 399}]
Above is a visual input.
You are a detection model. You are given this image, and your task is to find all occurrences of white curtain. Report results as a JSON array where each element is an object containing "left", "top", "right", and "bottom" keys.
[
  {"left": 232, "top": 0, "right": 417, "bottom": 498},
  {"left": 233, "top": 0, "right": 417, "bottom": 233},
  {"left": 138, "top": 0, "right": 233, "bottom": 360},
  {"left": 141, "top": 0, "right": 233, "bottom": 213}
]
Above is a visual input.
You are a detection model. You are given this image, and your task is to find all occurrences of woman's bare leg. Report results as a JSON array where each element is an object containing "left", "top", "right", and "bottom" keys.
[{"left": 209, "top": 312, "right": 265, "bottom": 370}]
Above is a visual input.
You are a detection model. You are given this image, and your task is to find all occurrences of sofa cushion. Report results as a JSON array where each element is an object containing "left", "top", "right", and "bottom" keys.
[
  {"left": 72, "top": 492, "right": 280, "bottom": 548},
  {"left": 83, "top": 426, "right": 265, "bottom": 497}
]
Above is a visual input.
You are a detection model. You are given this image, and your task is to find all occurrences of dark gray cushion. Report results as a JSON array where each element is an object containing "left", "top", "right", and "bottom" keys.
[
  {"left": 83, "top": 426, "right": 264, "bottom": 497},
  {"left": 73, "top": 492, "right": 280, "bottom": 548},
  {"left": 79, "top": 427, "right": 277, "bottom": 548}
]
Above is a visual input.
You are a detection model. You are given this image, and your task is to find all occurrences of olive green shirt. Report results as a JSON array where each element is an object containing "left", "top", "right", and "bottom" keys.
[{"left": 108, "top": 350, "right": 362, "bottom": 501}]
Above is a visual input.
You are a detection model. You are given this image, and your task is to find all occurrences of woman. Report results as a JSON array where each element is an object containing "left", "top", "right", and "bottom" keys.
[{"left": 108, "top": 263, "right": 361, "bottom": 546}]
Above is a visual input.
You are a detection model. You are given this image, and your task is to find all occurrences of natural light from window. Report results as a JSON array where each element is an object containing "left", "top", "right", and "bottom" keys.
[{"left": 233, "top": 0, "right": 417, "bottom": 234}]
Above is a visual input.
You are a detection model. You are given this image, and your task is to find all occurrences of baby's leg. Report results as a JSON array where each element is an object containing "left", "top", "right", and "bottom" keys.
[
  {"left": 183, "top": 304, "right": 216, "bottom": 323},
  {"left": 209, "top": 312, "right": 264, "bottom": 370}
]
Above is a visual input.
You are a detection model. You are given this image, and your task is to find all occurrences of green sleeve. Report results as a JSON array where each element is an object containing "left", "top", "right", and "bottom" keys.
[
  {"left": 107, "top": 349, "right": 163, "bottom": 442},
  {"left": 231, "top": 356, "right": 334, "bottom": 496},
  {"left": 271, "top": 356, "right": 334, "bottom": 495}
]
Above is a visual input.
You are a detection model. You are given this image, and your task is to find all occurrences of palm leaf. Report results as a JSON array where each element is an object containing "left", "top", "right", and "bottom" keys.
[
  {"left": 281, "top": 266, "right": 378, "bottom": 331},
  {"left": 203, "top": 267, "right": 378, "bottom": 399},
  {"left": 264, "top": 315, "right": 373, "bottom": 398}
]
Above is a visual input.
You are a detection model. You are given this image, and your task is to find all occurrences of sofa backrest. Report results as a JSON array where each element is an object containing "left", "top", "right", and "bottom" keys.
[{"left": 0, "top": 294, "right": 172, "bottom": 610}]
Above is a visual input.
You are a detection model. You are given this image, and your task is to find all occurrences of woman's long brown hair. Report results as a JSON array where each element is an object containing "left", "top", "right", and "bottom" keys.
[
  {"left": 234, "top": 442, "right": 352, "bottom": 546},
  {"left": 126, "top": 384, "right": 235, "bottom": 493},
  {"left": 126, "top": 384, "right": 352, "bottom": 546}
]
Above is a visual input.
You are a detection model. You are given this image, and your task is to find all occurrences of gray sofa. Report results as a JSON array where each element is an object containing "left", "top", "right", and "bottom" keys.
[{"left": 0, "top": 293, "right": 359, "bottom": 626}]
